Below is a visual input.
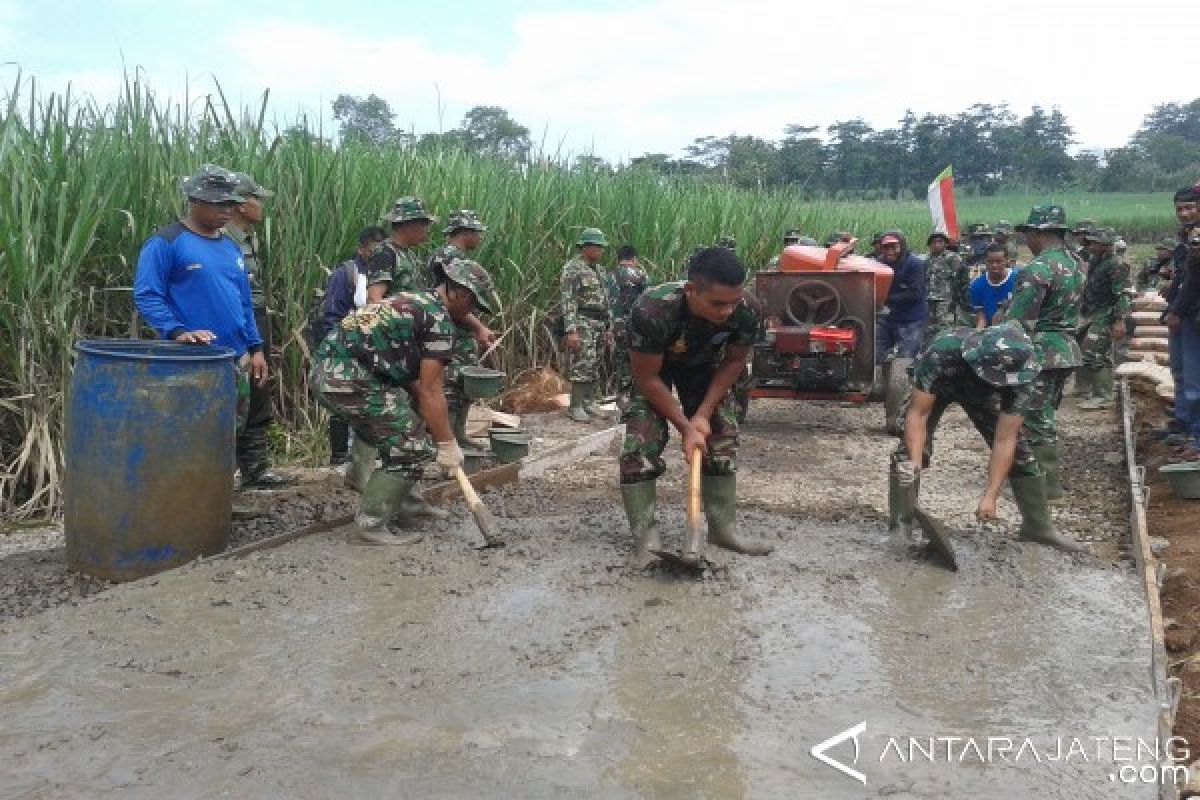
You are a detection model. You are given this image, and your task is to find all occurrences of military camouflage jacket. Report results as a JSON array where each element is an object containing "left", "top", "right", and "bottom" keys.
[
  {"left": 609, "top": 263, "right": 649, "bottom": 319},
  {"left": 425, "top": 242, "right": 466, "bottom": 291},
  {"left": 912, "top": 329, "right": 1033, "bottom": 416},
  {"left": 1080, "top": 253, "right": 1132, "bottom": 326},
  {"left": 1003, "top": 246, "right": 1084, "bottom": 370},
  {"left": 925, "top": 251, "right": 969, "bottom": 314},
  {"left": 224, "top": 223, "right": 264, "bottom": 309},
  {"left": 560, "top": 256, "right": 611, "bottom": 332},
  {"left": 629, "top": 281, "right": 762, "bottom": 370},
  {"left": 366, "top": 240, "right": 423, "bottom": 295},
  {"left": 320, "top": 291, "right": 454, "bottom": 385}
]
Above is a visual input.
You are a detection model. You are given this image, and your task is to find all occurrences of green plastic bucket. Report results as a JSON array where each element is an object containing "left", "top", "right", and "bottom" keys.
[
  {"left": 1160, "top": 462, "right": 1200, "bottom": 500},
  {"left": 461, "top": 366, "right": 506, "bottom": 400},
  {"left": 489, "top": 430, "right": 532, "bottom": 463}
]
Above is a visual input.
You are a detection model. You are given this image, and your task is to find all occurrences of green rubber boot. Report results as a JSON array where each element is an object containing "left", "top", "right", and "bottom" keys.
[
  {"left": 1032, "top": 444, "right": 1066, "bottom": 507},
  {"left": 702, "top": 474, "right": 773, "bottom": 556},
  {"left": 353, "top": 471, "right": 424, "bottom": 546},
  {"left": 567, "top": 382, "right": 593, "bottom": 422},
  {"left": 621, "top": 480, "right": 661, "bottom": 569},
  {"left": 344, "top": 436, "right": 377, "bottom": 493},
  {"left": 1009, "top": 473, "right": 1085, "bottom": 553},
  {"left": 1079, "top": 368, "right": 1114, "bottom": 410},
  {"left": 887, "top": 467, "right": 920, "bottom": 539},
  {"left": 1071, "top": 367, "right": 1096, "bottom": 398},
  {"left": 583, "top": 383, "right": 615, "bottom": 420},
  {"left": 393, "top": 481, "right": 450, "bottom": 525}
]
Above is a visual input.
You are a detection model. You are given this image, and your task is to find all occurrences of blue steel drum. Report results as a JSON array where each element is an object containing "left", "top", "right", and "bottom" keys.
[{"left": 65, "top": 339, "right": 237, "bottom": 581}]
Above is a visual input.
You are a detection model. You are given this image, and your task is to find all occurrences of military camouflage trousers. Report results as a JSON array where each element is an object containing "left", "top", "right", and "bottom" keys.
[
  {"left": 445, "top": 326, "right": 479, "bottom": 412},
  {"left": 311, "top": 356, "right": 435, "bottom": 478},
  {"left": 619, "top": 368, "right": 739, "bottom": 484},
  {"left": 893, "top": 396, "right": 1040, "bottom": 478},
  {"left": 1078, "top": 319, "right": 1115, "bottom": 370},
  {"left": 566, "top": 316, "right": 608, "bottom": 384},
  {"left": 1023, "top": 367, "right": 1072, "bottom": 447},
  {"left": 612, "top": 317, "right": 633, "bottom": 395}
]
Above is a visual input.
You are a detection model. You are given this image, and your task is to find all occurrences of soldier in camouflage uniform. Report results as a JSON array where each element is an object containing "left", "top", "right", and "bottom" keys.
[
  {"left": 1000, "top": 205, "right": 1086, "bottom": 507},
  {"left": 609, "top": 244, "right": 649, "bottom": 409},
  {"left": 620, "top": 247, "right": 773, "bottom": 568},
  {"left": 313, "top": 259, "right": 502, "bottom": 546},
  {"left": 766, "top": 228, "right": 804, "bottom": 269},
  {"left": 889, "top": 322, "right": 1084, "bottom": 553},
  {"left": 426, "top": 210, "right": 499, "bottom": 450},
  {"left": 366, "top": 196, "right": 436, "bottom": 302},
  {"left": 924, "top": 231, "right": 970, "bottom": 338},
  {"left": 1075, "top": 226, "right": 1131, "bottom": 410},
  {"left": 1137, "top": 239, "right": 1175, "bottom": 292},
  {"left": 965, "top": 223, "right": 994, "bottom": 268},
  {"left": 225, "top": 172, "right": 296, "bottom": 489},
  {"left": 1069, "top": 218, "right": 1096, "bottom": 266},
  {"left": 994, "top": 221, "right": 1019, "bottom": 265},
  {"left": 560, "top": 227, "right": 614, "bottom": 422}
]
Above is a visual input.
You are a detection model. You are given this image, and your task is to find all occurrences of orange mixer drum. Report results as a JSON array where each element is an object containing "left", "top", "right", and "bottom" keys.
[{"left": 778, "top": 240, "right": 893, "bottom": 310}]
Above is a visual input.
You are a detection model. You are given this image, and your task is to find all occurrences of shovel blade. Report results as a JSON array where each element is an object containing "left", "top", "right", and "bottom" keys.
[
  {"left": 913, "top": 509, "right": 958, "bottom": 572},
  {"left": 650, "top": 548, "right": 706, "bottom": 571}
]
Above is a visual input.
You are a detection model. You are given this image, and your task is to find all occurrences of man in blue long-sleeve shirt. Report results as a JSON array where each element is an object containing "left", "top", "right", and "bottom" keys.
[
  {"left": 875, "top": 230, "right": 928, "bottom": 362},
  {"left": 134, "top": 164, "right": 268, "bottom": 437}
]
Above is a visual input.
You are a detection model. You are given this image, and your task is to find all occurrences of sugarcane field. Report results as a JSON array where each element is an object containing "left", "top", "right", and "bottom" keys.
[{"left": 3, "top": 3, "right": 1200, "bottom": 798}]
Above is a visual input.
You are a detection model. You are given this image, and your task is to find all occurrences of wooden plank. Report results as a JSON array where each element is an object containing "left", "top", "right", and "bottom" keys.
[
  {"left": 214, "top": 513, "right": 354, "bottom": 561},
  {"left": 520, "top": 425, "right": 623, "bottom": 479}
]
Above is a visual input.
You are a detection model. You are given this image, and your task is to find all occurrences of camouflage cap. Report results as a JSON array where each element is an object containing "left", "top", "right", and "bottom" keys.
[
  {"left": 443, "top": 209, "right": 486, "bottom": 235},
  {"left": 180, "top": 164, "right": 244, "bottom": 204},
  {"left": 1071, "top": 217, "right": 1096, "bottom": 235},
  {"left": 230, "top": 172, "right": 274, "bottom": 199},
  {"left": 1015, "top": 205, "right": 1068, "bottom": 233},
  {"left": 383, "top": 196, "right": 437, "bottom": 224},
  {"left": 961, "top": 321, "right": 1041, "bottom": 388},
  {"left": 443, "top": 257, "right": 502, "bottom": 315},
  {"left": 783, "top": 228, "right": 804, "bottom": 241},
  {"left": 576, "top": 227, "right": 609, "bottom": 247},
  {"left": 797, "top": 236, "right": 818, "bottom": 246},
  {"left": 967, "top": 222, "right": 994, "bottom": 237},
  {"left": 715, "top": 235, "right": 737, "bottom": 249},
  {"left": 994, "top": 220, "right": 1013, "bottom": 234},
  {"left": 1086, "top": 226, "right": 1117, "bottom": 245}
]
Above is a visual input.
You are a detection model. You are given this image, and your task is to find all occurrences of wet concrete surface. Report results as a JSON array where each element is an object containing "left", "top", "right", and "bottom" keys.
[{"left": 0, "top": 401, "right": 1160, "bottom": 798}]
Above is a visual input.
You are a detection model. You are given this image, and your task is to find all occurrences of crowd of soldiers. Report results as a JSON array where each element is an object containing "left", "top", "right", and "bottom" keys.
[{"left": 133, "top": 163, "right": 1200, "bottom": 565}]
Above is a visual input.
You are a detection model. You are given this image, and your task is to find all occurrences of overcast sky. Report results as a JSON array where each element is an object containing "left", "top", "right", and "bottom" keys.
[{"left": 1, "top": 0, "right": 1192, "bottom": 162}]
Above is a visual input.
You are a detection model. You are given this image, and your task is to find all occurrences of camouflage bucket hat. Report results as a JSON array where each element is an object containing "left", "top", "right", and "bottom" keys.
[
  {"left": 926, "top": 231, "right": 951, "bottom": 245},
  {"left": 443, "top": 209, "right": 486, "bottom": 235},
  {"left": 180, "top": 164, "right": 244, "bottom": 204},
  {"left": 783, "top": 228, "right": 804, "bottom": 241},
  {"left": 444, "top": 257, "right": 502, "bottom": 315},
  {"left": 576, "top": 227, "right": 609, "bottom": 247},
  {"left": 968, "top": 222, "right": 994, "bottom": 237},
  {"left": 1015, "top": 205, "right": 1068, "bottom": 233},
  {"left": 1088, "top": 226, "right": 1118, "bottom": 245},
  {"left": 384, "top": 196, "right": 437, "bottom": 224},
  {"left": 1071, "top": 218, "right": 1096, "bottom": 235},
  {"left": 231, "top": 172, "right": 274, "bottom": 199},
  {"left": 797, "top": 236, "right": 818, "bottom": 246},
  {"left": 994, "top": 220, "right": 1013, "bottom": 234},
  {"left": 961, "top": 321, "right": 1041, "bottom": 388}
]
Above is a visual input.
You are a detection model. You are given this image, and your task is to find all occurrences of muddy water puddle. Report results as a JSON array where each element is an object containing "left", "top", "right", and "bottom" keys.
[{"left": 0, "top": 494, "right": 1157, "bottom": 799}]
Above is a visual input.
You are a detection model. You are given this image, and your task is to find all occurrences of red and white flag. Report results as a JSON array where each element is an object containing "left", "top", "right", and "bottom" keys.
[{"left": 927, "top": 166, "right": 958, "bottom": 240}]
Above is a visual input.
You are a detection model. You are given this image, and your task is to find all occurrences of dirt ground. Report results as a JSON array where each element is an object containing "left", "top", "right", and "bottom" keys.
[
  {"left": 0, "top": 400, "right": 1161, "bottom": 798},
  {"left": 1133, "top": 391, "right": 1200, "bottom": 756}
]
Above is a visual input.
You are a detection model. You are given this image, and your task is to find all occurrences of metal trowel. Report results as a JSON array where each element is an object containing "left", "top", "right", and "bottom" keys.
[
  {"left": 912, "top": 508, "right": 958, "bottom": 572},
  {"left": 652, "top": 449, "right": 706, "bottom": 571}
]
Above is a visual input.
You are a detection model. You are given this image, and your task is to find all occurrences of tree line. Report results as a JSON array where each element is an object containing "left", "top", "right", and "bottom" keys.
[{"left": 331, "top": 94, "right": 1200, "bottom": 198}]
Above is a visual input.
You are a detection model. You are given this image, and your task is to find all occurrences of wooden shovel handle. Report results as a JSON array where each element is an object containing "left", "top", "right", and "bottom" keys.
[
  {"left": 687, "top": 448, "right": 703, "bottom": 533},
  {"left": 454, "top": 466, "right": 481, "bottom": 511}
]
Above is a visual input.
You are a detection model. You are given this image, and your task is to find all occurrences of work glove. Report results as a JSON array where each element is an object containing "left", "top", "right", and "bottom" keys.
[{"left": 435, "top": 440, "right": 464, "bottom": 477}]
